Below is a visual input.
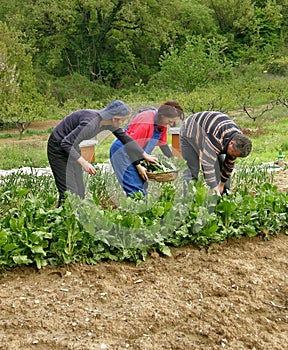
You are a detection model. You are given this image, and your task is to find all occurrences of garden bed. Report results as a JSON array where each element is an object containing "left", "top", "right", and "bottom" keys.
[
  {"left": 0, "top": 120, "right": 287, "bottom": 349},
  {"left": 1, "top": 233, "right": 287, "bottom": 349}
]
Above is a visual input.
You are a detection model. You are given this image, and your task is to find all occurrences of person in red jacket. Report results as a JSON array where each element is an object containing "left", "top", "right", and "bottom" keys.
[{"left": 109, "top": 101, "right": 184, "bottom": 196}]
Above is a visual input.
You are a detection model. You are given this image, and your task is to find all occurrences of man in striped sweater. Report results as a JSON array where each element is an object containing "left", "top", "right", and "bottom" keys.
[{"left": 180, "top": 111, "right": 252, "bottom": 195}]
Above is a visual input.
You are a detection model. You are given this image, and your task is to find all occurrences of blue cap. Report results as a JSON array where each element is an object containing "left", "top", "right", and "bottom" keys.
[{"left": 99, "top": 100, "right": 131, "bottom": 120}]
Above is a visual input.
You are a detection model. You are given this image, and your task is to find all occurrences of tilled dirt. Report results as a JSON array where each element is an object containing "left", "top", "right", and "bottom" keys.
[
  {"left": 1, "top": 233, "right": 287, "bottom": 350},
  {"left": 273, "top": 168, "right": 288, "bottom": 192}
]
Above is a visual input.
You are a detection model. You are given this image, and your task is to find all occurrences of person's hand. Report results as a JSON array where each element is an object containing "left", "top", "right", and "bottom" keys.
[
  {"left": 135, "top": 164, "right": 148, "bottom": 181},
  {"left": 77, "top": 157, "right": 97, "bottom": 175},
  {"left": 218, "top": 182, "right": 225, "bottom": 195},
  {"left": 210, "top": 186, "right": 221, "bottom": 196},
  {"left": 211, "top": 182, "right": 226, "bottom": 196},
  {"left": 85, "top": 162, "right": 97, "bottom": 175},
  {"left": 142, "top": 152, "right": 158, "bottom": 165}
]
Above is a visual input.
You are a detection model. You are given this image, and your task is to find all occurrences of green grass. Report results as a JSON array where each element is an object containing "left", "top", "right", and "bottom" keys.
[
  {"left": 0, "top": 140, "right": 49, "bottom": 169},
  {"left": 224, "top": 105, "right": 288, "bottom": 163},
  {"left": 0, "top": 128, "right": 54, "bottom": 139},
  {"left": 94, "top": 133, "right": 116, "bottom": 163}
]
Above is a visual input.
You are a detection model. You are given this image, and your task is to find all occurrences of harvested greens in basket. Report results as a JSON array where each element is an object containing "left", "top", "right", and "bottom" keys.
[{"left": 141, "top": 159, "right": 177, "bottom": 174}]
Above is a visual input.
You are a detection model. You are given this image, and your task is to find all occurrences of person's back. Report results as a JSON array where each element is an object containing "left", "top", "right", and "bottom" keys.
[
  {"left": 124, "top": 109, "right": 164, "bottom": 148},
  {"left": 182, "top": 111, "right": 241, "bottom": 153},
  {"left": 180, "top": 111, "right": 252, "bottom": 195}
]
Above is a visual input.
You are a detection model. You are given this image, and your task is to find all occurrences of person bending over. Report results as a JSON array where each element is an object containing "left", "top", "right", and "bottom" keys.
[
  {"left": 110, "top": 101, "right": 184, "bottom": 196},
  {"left": 47, "top": 100, "right": 157, "bottom": 206},
  {"left": 180, "top": 111, "right": 252, "bottom": 195}
]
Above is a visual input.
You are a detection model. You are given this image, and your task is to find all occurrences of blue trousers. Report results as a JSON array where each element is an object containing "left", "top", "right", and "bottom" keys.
[{"left": 110, "top": 140, "right": 148, "bottom": 196}]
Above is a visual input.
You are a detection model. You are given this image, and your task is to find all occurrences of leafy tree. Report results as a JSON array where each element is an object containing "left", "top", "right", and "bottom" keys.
[
  {"left": 0, "top": 0, "right": 288, "bottom": 97},
  {"left": 171, "top": 0, "right": 219, "bottom": 51},
  {"left": 149, "top": 35, "right": 233, "bottom": 92},
  {"left": 205, "top": 0, "right": 284, "bottom": 62},
  {"left": 0, "top": 43, "right": 19, "bottom": 123},
  {"left": 0, "top": 21, "right": 45, "bottom": 131},
  {"left": 206, "top": 0, "right": 254, "bottom": 33},
  {"left": 0, "top": 0, "right": 181, "bottom": 88}
]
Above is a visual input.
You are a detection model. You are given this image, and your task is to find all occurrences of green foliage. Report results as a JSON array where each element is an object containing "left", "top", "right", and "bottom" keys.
[
  {"left": 0, "top": 142, "right": 49, "bottom": 169},
  {"left": 175, "top": 0, "right": 218, "bottom": 42},
  {"left": 49, "top": 73, "right": 114, "bottom": 106},
  {"left": 1, "top": 0, "right": 287, "bottom": 95},
  {"left": 0, "top": 164, "right": 287, "bottom": 269},
  {"left": 208, "top": 0, "right": 283, "bottom": 62},
  {"left": 216, "top": 183, "right": 287, "bottom": 239},
  {"left": 265, "top": 56, "right": 288, "bottom": 76},
  {"left": 231, "top": 159, "right": 274, "bottom": 194},
  {"left": 0, "top": 21, "right": 48, "bottom": 129},
  {"left": 150, "top": 35, "right": 233, "bottom": 92},
  {"left": 0, "top": 0, "right": 181, "bottom": 89}
]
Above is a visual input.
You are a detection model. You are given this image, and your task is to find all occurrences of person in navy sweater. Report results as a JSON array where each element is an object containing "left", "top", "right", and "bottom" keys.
[{"left": 47, "top": 100, "right": 157, "bottom": 206}]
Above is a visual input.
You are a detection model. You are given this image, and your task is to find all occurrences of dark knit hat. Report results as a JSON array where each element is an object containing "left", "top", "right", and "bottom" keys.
[{"left": 99, "top": 100, "right": 131, "bottom": 120}]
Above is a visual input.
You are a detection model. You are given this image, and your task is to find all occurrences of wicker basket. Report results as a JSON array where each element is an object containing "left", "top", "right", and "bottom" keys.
[{"left": 146, "top": 170, "right": 178, "bottom": 182}]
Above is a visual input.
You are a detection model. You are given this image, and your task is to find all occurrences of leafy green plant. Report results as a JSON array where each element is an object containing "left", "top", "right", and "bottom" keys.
[
  {"left": 265, "top": 56, "right": 288, "bottom": 76},
  {"left": 231, "top": 159, "right": 274, "bottom": 194},
  {"left": 141, "top": 159, "right": 177, "bottom": 173},
  {"left": 0, "top": 155, "right": 287, "bottom": 269}
]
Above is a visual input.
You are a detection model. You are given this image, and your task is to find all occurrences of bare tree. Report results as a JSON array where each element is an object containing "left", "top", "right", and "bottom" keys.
[
  {"left": 241, "top": 103, "right": 274, "bottom": 122},
  {"left": 275, "top": 97, "right": 288, "bottom": 108}
]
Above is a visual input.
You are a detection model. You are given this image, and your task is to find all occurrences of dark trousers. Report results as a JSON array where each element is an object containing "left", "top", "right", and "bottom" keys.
[
  {"left": 180, "top": 135, "right": 230, "bottom": 192},
  {"left": 47, "top": 134, "right": 85, "bottom": 206}
]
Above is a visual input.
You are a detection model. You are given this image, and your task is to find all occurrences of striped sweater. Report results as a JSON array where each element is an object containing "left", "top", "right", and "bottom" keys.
[{"left": 180, "top": 111, "right": 242, "bottom": 188}]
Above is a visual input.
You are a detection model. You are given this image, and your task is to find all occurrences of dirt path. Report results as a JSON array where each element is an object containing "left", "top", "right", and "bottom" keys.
[
  {"left": 0, "top": 120, "right": 60, "bottom": 134},
  {"left": 0, "top": 120, "right": 60, "bottom": 143},
  {"left": 1, "top": 233, "right": 287, "bottom": 350}
]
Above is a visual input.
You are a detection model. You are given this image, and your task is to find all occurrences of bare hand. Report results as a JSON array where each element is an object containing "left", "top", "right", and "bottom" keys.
[
  {"left": 211, "top": 186, "right": 221, "bottom": 196},
  {"left": 218, "top": 182, "right": 225, "bottom": 195},
  {"left": 136, "top": 164, "right": 148, "bottom": 181},
  {"left": 142, "top": 152, "right": 158, "bottom": 165},
  {"left": 85, "top": 163, "right": 97, "bottom": 175},
  {"left": 211, "top": 182, "right": 225, "bottom": 196},
  {"left": 77, "top": 156, "right": 97, "bottom": 175}
]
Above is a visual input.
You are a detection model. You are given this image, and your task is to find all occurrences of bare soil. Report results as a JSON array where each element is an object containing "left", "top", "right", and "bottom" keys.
[
  {"left": 0, "top": 120, "right": 287, "bottom": 350},
  {"left": 2, "top": 120, "right": 60, "bottom": 134},
  {"left": 1, "top": 235, "right": 287, "bottom": 350}
]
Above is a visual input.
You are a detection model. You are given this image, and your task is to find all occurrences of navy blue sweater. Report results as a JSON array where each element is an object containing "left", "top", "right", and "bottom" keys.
[{"left": 52, "top": 109, "right": 144, "bottom": 163}]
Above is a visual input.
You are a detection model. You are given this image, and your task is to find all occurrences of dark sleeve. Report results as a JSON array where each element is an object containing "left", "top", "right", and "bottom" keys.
[
  {"left": 159, "top": 144, "right": 173, "bottom": 158},
  {"left": 220, "top": 155, "right": 236, "bottom": 183},
  {"left": 113, "top": 128, "right": 144, "bottom": 164}
]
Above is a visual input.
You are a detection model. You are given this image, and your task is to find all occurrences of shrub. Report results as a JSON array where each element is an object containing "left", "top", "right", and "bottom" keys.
[
  {"left": 50, "top": 73, "right": 114, "bottom": 105},
  {"left": 265, "top": 56, "right": 288, "bottom": 76}
]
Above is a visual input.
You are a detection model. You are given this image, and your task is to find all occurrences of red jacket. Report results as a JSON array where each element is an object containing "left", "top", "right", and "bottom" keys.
[{"left": 125, "top": 109, "right": 168, "bottom": 148}]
